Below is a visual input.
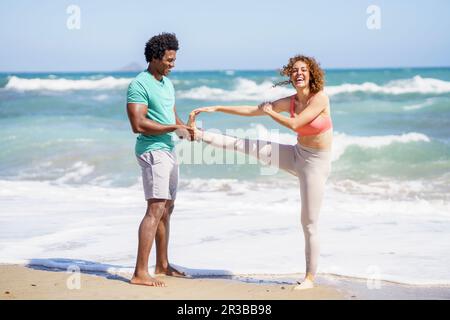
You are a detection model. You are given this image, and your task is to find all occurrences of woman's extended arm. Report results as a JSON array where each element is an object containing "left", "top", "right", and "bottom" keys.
[
  {"left": 192, "top": 105, "right": 264, "bottom": 117},
  {"left": 191, "top": 97, "right": 290, "bottom": 118},
  {"left": 262, "top": 93, "right": 329, "bottom": 132}
]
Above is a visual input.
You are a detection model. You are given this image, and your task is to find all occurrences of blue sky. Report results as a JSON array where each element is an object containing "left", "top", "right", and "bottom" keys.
[{"left": 0, "top": 0, "right": 449, "bottom": 71}]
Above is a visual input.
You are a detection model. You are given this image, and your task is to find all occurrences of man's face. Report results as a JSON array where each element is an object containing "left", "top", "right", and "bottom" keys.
[{"left": 155, "top": 50, "right": 177, "bottom": 76}]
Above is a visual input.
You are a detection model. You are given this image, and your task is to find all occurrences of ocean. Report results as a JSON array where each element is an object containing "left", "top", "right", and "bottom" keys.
[{"left": 0, "top": 68, "right": 449, "bottom": 285}]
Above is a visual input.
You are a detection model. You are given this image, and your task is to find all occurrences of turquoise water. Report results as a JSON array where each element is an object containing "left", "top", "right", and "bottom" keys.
[
  {"left": 0, "top": 68, "right": 449, "bottom": 199},
  {"left": 1, "top": 68, "right": 450, "bottom": 284}
]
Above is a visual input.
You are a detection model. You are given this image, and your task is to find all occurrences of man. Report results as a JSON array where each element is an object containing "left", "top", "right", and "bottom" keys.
[{"left": 126, "top": 32, "right": 194, "bottom": 287}]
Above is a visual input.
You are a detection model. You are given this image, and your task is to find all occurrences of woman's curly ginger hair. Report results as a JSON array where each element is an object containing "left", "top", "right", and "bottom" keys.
[{"left": 274, "top": 55, "right": 325, "bottom": 94}]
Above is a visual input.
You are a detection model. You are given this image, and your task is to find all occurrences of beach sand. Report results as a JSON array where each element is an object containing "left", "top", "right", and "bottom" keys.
[
  {"left": 0, "top": 265, "right": 344, "bottom": 300},
  {"left": 2, "top": 265, "right": 449, "bottom": 300}
]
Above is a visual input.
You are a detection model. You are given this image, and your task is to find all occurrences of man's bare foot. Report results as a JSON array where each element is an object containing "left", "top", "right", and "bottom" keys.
[
  {"left": 130, "top": 273, "right": 166, "bottom": 287},
  {"left": 155, "top": 265, "right": 188, "bottom": 278}
]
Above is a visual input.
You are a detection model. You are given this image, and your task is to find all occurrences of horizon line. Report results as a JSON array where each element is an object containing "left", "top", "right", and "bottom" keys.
[{"left": 0, "top": 65, "right": 449, "bottom": 74}]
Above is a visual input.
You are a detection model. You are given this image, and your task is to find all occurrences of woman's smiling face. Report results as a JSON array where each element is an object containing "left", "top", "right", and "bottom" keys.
[{"left": 290, "top": 60, "right": 310, "bottom": 89}]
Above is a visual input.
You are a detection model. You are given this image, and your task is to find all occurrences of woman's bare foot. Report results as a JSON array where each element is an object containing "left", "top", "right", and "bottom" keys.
[
  {"left": 293, "top": 273, "right": 315, "bottom": 290},
  {"left": 187, "top": 112, "right": 197, "bottom": 129},
  {"left": 293, "top": 278, "right": 314, "bottom": 290},
  {"left": 130, "top": 272, "right": 166, "bottom": 287},
  {"left": 188, "top": 112, "right": 202, "bottom": 141},
  {"left": 155, "top": 265, "right": 188, "bottom": 278}
]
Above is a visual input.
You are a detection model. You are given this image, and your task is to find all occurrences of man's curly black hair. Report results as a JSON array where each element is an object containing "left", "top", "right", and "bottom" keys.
[{"left": 144, "top": 33, "right": 179, "bottom": 63}]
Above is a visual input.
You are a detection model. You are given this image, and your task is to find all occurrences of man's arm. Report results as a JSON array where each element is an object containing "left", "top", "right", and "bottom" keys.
[
  {"left": 127, "top": 103, "right": 189, "bottom": 135},
  {"left": 174, "top": 105, "right": 185, "bottom": 125}
]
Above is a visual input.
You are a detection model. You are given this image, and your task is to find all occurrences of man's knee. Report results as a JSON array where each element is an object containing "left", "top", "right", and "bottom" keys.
[
  {"left": 165, "top": 201, "right": 175, "bottom": 216},
  {"left": 146, "top": 199, "right": 167, "bottom": 218},
  {"left": 157, "top": 201, "right": 175, "bottom": 222}
]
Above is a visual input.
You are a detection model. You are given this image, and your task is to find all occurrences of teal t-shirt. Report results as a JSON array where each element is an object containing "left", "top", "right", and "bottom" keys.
[{"left": 127, "top": 71, "right": 176, "bottom": 155}]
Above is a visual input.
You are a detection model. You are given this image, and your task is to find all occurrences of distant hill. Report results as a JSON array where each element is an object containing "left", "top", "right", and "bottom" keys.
[{"left": 117, "top": 62, "right": 144, "bottom": 72}]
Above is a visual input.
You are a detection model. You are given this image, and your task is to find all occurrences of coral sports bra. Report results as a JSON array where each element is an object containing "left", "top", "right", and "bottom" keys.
[{"left": 290, "top": 95, "right": 333, "bottom": 136}]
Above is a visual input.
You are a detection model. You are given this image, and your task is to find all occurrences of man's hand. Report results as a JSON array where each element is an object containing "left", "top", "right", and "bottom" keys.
[{"left": 175, "top": 124, "right": 195, "bottom": 141}]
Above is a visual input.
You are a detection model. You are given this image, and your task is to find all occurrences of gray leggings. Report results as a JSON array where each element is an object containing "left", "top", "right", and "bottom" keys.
[{"left": 201, "top": 131, "right": 332, "bottom": 276}]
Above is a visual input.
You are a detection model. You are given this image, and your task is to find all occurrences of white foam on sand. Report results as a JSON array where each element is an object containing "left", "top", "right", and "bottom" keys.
[{"left": 0, "top": 179, "right": 449, "bottom": 285}]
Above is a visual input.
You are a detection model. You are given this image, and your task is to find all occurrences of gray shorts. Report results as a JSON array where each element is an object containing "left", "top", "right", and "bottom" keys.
[{"left": 136, "top": 149, "right": 179, "bottom": 200}]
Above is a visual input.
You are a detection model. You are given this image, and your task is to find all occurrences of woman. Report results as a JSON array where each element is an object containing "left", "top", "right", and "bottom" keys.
[{"left": 189, "top": 55, "right": 333, "bottom": 290}]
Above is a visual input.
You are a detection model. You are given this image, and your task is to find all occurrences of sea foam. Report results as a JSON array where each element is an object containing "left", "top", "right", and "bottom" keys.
[
  {"left": 4, "top": 76, "right": 132, "bottom": 91},
  {"left": 5, "top": 75, "right": 450, "bottom": 98},
  {"left": 252, "top": 124, "right": 431, "bottom": 162},
  {"left": 327, "top": 76, "right": 450, "bottom": 96},
  {"left": 177, "top": 76, "right": 450, "bottom": 101}
]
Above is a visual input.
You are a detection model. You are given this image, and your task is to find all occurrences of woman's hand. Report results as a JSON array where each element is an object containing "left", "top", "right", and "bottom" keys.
[
  {"left": 258, "top": 101, "right": 273, "bottom": 114},
  {"left": 191, "top": 106, "right": 218, "bottom": 116}
]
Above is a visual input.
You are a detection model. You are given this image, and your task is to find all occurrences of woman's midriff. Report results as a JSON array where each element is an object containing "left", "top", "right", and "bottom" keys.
[{"left": 297, "top": 128, "right": 333, "bottom": 151}]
